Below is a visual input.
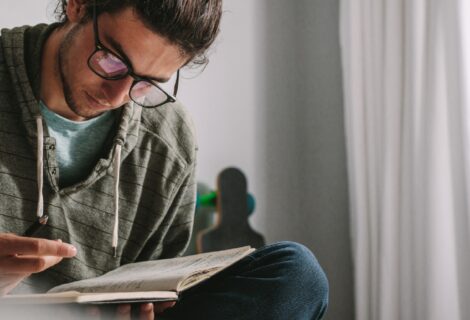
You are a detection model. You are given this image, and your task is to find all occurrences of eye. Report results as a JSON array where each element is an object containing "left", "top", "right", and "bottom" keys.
[
  {"left": 131, "top": 81, "right": 153, "bottom": 97},
  {"left": 90, "top": 50, "right": 128, "bottom": 78}
]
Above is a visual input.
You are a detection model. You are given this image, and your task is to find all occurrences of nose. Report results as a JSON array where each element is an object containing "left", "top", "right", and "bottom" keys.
[{"left": 101, "top": 76, "right": 133, "bottom": 106}]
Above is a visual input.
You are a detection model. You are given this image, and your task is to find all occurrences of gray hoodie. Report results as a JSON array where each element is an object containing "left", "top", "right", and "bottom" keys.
[{"left": 0, "top": 23, "right": 197, "bottom": 293}]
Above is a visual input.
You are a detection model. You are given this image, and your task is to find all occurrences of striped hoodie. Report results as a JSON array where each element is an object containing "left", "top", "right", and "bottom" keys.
[{"left": 0, "top": 23, "right": 197, "bottom": 293}]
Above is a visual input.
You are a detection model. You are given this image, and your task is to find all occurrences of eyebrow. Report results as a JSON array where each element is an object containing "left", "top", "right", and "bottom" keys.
[{"left": 102, "top": 34, "right": 171, "bottom": 83}]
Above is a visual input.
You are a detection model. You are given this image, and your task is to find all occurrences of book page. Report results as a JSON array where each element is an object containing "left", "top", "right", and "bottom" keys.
[
  {"left": 0, "top": 291, "right": 81, "bottom": 304},
  {"left": 0, "top": 291, "right": 178, "bottom": 305},
  {"left": 49, "top": 246, "right": 254, "bottom": 294}
]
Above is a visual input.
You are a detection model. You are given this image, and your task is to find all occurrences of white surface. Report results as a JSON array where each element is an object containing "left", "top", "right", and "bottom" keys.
[
  {"left": 178, "top": 0, "right": 265, "bottom": 230},
  {"left": 341, "top": 0, "right": 470, "bottom": 319},
  {"left": 0, "top": 0, "right": 53, "bottom": 27}
]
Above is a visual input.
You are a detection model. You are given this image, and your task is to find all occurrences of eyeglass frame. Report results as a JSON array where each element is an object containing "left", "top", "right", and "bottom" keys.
[{"left": 87, "top": 1, "right": 180, "bottom": 108}]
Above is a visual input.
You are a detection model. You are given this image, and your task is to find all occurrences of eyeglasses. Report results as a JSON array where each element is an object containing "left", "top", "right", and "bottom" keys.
[{"left": 88, "top": 1, "right": 179, "bottom": 108}]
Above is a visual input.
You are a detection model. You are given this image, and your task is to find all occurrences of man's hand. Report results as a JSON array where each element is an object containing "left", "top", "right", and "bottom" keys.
[
  {"left": 0, "top": 233, "right": 77, "bottom": 296},
  {"left": 87, "top": 301, "right": 176, "bottom": 320}
]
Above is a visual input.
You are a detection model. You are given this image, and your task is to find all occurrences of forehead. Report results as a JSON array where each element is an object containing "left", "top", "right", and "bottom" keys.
[{"left": 97, "top": 7, "right": 187, "bottom": 78}]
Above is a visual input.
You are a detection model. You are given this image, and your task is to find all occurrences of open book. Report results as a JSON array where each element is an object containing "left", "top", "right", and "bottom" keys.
[{"left": 1, "top": 246, "right": 254, "bottom": 305}]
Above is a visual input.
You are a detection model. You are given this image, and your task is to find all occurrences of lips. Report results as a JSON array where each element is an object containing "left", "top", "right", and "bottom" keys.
[{"left": 85, "top": 91, "right": 112, "bottom": 109}]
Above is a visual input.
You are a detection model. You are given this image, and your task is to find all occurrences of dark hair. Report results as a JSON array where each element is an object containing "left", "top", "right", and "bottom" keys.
[{"left": 55, "top": 0, "right": 223, "bottom": 66}]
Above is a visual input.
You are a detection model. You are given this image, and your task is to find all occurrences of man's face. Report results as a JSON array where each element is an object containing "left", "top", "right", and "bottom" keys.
[{"left": 59, "top": 7, "right": 187, "bottom": 120}]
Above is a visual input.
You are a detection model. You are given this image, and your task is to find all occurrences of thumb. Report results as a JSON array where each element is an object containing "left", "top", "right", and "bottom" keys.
[{"left": 154, "top": 301, "right": 176, "bottom": 314}]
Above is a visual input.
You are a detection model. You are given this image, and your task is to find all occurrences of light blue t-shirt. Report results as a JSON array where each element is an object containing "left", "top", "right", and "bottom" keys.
[{"left": 39, "top": 101, "right": 116, "bottom": 187}]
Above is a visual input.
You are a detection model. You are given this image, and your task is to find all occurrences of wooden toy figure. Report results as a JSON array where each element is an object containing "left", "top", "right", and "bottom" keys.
[{"left": 198, "top": 167, "right": 265, "bottom": 252}]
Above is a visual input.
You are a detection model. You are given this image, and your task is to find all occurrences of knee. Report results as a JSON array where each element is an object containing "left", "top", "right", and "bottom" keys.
[
  {"left": 280, "top": 242, "right": 328, "bottom": 291},
  {"left": 270, "top": 241, "right": 329, "bottom": 317}
]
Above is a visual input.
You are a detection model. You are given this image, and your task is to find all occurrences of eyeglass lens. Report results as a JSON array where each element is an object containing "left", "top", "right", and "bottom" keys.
[
  {"left": 91, "top": 50, "right": 128, "bottom": 78},
  {"left": 89, "top": 49, "right": 173, "bottom": 107}
]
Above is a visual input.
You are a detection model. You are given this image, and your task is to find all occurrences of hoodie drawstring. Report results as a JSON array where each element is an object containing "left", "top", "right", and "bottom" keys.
[
  {"left": 112, "top": 144, "right": 122, "bottom": 257},
  {"left": 35, "top": 115, "right": 122, "bottom": 258},
  {"left": 36, "top": 117, "right": 44, "bottom": 219}
]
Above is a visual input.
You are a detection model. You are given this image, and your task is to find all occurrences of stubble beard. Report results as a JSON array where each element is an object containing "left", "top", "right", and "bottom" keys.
[{"left": 58, "top": 24, "right": 100, "bottom": 120}]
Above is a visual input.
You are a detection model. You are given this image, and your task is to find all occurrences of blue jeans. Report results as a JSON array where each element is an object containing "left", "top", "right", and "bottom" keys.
[{"left": 161, "top": 241, "right": 329, "bottom": 320}]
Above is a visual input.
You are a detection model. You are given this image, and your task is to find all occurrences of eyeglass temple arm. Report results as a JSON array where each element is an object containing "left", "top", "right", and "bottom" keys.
[
  {"left": 92, "top": 0, "right": 100, "bottom": 45},
  {"left": 173, "top": 70, "right": 180, "bottom": 97}
]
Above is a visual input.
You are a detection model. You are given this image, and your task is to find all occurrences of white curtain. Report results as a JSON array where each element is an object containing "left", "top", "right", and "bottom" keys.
[{"left": 340, "top": 0, "right": 470, "bottom": 319}]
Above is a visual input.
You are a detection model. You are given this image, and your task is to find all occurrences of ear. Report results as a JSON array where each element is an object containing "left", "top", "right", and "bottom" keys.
[{"left": 65, "top": 0, "right": 88, "bottom": 23}]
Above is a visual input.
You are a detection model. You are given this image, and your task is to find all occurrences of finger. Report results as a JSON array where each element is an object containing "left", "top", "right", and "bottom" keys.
[
  {"left": 0, "top": 234, "right": 77, "bottom": 257},
  {"left": 153, "top": 301, "right": 175, "bottom": 315},
  {"left": 0, "top": 255, "right": 63, "bottom": 273},
  {"left": 116, "top": 304, "right": 131, "bottom": 320},
  {"left": 140, "top": 303, "right": 154, "bottom": 320}
]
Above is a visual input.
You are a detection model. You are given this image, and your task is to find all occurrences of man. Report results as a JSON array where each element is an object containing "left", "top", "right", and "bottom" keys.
[{"left": 0, "top": 0, "right": 329, "bottom": 319}]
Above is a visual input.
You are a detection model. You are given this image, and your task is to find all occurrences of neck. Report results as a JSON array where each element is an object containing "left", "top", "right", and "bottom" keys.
[{"left": 40, "top": 25, "right": 75, "bottom": 120}]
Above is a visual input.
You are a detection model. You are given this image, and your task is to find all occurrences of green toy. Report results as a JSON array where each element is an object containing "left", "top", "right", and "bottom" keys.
[{"left": 196, "top": 191, "right": 256, "bottom": 215}]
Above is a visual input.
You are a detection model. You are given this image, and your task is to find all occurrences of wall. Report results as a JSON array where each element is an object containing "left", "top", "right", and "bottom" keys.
[
  {"left": 0, "top": 1, "right": 355, "bottom": 319},
  {"left": 0, "top": 0, "right": 53, "bottom": 27},
  {"left": 181, "top": 1, "right": 355, "bottom": 319},
  {"left": 258, "top": 1, "right": 355, "bottom": 319}
]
